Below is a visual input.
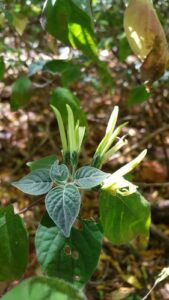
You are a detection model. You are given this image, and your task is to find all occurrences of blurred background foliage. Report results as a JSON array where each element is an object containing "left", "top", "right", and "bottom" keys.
[{"left": 0, "top": 0, "right": 169, "bottom": 110}]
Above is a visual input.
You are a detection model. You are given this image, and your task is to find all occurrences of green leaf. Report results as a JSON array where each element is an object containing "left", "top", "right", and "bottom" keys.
[
  {"left": 127, "top": 85, "right": 151, "bottom": 106},
  {"left": 0, "top": 205, "right": 28, "bottom": 281},
  {"left": 0, "top": 56, "right": 5, "bottom": 80},
  {"left": 42, "top": 0, "right": 97, "bottom": 59},
  {"left": 12, "top": 169, "right": 52, "bottom": 195},
  {"left": 118, "top": 34, "right": 132, "bottom": 62},
  {"left": 50, "top": 87, "right": 86, "bottom": 126},
  {"left": 45, "top": 184, "right": 81, "bottom": 237},
  {"left": 75, "top": 166, "right": 109, "bottom": 189},
  {"left": 43, "top": 60, "right": 81, "bottom": 86},
  {"left": 99, "top": 191, "right": 151, "bottom": 245},
  {"left": 1, "top": 276, "right": 86, "bottom": 300},
  {"left": 50, "top": 161, "right": 70, "bottom": 182},
  {"left": 27, "top": 155, "right": 57, "bottom": 171},
  {"left": 35, "top": 213, "right": 103, "bottom": 286},
  {"left": 10, "top": 76, "right": 32, "bottom": 111}
]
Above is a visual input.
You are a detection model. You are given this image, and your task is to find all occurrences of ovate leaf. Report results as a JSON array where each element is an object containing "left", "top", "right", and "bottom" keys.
[
  {"left": 45, "top": 184, "right": 81, "bottom": 237},
  {"left": 35, "top": 212, "right": 103, "bottom": 286},
  {"left": 75, "top": 166, "right": 109, "bottom": 189},
  {"left": 12, "top": 169, "right": 52, "bottom": 195},
  {"left": 50, "top": 161, "right": 70, "bottom": 182},
  {"left": 0, "top": 205, "right": 28, "bottom": 281},
  {"left": 99, "top": 191, "right": 151, "bottom": 245},
  {"left": 2, "top": 276, "right": 86, "bottom": 300},
  {"left": 50, "top": 87, "right": 86, "bottom": 126},
  {"left": 42, "top": 0, "right": 97, "bottom": 59},
  {"left": 10, "top": 76, "right": 32, "bottom": 111},
  {"left": 27, "top": 155, "right": 57, "bottom": 171}
]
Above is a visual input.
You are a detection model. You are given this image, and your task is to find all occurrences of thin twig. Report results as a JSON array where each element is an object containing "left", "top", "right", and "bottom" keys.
[
  {"left": 135, "top": 182, "right": 169, "bottom": 188},
  {"left": 150, "top": 223, "right": 169, "bottom": 247},
  {"left": 123, "top": 124, "right": 169, "bottom": 156},
  {"left": 17, "top": 197, "right": 43, "bottom": 215},
  {"left": 12, "top": 136, "right": 48, "bottom": 175}
]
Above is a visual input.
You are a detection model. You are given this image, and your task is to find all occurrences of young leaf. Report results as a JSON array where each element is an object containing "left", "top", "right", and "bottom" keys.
[
  {"left": 99, "top": 191, "right": 151, "bottom": 245},
  {"left": 75, "top": 166, "right": 109, "bottom": 189},
  {"left": 1, "top": 276, "right": 86, "bottom": 300},
  {"left": 50, "top": 87, "right": 86, "bottom": 126},
  {"left": 50, "top": 161, "right": 70, "bottom": 182},
  {"left": 27, "top": 155, "right": 57, "bottom": 171},
  {"left": 0, "top": 205, "right": 28, "bottom": 281},
  {"left": 45, "top": 184, "right": 81, "bottom": 237},
  {"left": 42, "top": 0, "right": 97, "bottom": 59},
  {"left": 12, "top": 169, "right": 52, "bottom": 195},
  {"left": 10, "top": 76, "right": 32, "bottom": 111},
  {"left": 35, "top": 212, "right": 103, "bottom": 286}
]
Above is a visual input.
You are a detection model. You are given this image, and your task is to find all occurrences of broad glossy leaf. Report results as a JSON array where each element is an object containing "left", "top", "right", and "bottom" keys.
[
  {"left": 10, "top": 76, "right": 32, "bottom": 111},
  {"left": 99, "top": 191, "right": 150, "bottom": 245},
  {"left": 75, "top": 166, "right": 109, "bottom": 189},
  {"left": 35, "top": 213, "right": 103, "bottom": 286},
  {"left": 2, "top": 276, "right": 86, "bottom": 300},
  {"left": 45, "top": 184, "right": 81, "bottom": 237},
  {"left": 42, "top": 0, "right": 97, "bottom": 58},
  {"left": 27, "top": 155, "right": 56, "bottom": 171},
  {"left": 0, "top": 205, "right": 28, "bottom": 281},
  {"left": 50, "top": 87, "right": 86, "bottom": 126},
  {"left": 12, "top": 169, "right": 52, "bottom": 195},
  {"left": 50, "top": 161, "right": 70, "bottom": 182}
]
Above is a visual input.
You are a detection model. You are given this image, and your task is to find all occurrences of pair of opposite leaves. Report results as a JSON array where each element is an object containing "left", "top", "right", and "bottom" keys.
[{"left": 124, "top": 0, "right": 169, "bottom": 85}]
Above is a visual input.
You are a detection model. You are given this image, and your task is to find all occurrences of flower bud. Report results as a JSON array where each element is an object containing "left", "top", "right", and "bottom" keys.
[{"left": 124, "top": 0, "right": 169, "bottom": 84}]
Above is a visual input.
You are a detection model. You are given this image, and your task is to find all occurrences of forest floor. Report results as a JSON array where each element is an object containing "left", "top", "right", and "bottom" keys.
[{"left": 1, "top": 48, "right": 169, "bottom": 300}]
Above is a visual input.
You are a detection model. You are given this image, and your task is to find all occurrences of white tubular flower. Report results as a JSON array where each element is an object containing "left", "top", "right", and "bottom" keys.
[
  {"left": 51, "top": 104, "right": 85, "bottom": 165},
  {"left": 50, "top": 105, "right": 68, "bottom": 154},
  {"left": 102, "top": 149, "right": 147, "bottom": 196},
  {"left": 93, "top": 106, "right": 128, "bottom": 168},
  {"left": 96, "top": 106, "right": 119, "bottom": 155},
  {"left": 106, "top": 106, "right": 119, "bottom": 135},
  {"left": 102, "top": 136, "right": 128, "bottom": 164},
  {"left": 67, "top": 104, "right": 76, "bottom": 153}
]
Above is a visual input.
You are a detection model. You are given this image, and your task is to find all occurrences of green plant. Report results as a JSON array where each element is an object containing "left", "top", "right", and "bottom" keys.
[{"left": 1, "top": 105, "right": 150, "bottom": 299}]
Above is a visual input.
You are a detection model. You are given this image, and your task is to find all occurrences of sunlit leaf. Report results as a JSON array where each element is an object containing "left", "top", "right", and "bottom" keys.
[{"left": 99, "top": 191, "right": 151, "bottom": 245}]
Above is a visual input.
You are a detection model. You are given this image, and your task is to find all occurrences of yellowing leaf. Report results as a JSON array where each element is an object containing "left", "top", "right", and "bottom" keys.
[
  {"left": 12, "top": 13, "right": 28, "bottom": 36},
  {"left": 111, "top": 287, "right": 135, "bottom": 300},
  {"left": 124, "top": 0, "right": 169, "bottom": 84}
]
